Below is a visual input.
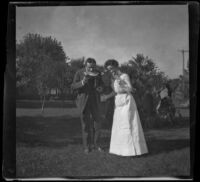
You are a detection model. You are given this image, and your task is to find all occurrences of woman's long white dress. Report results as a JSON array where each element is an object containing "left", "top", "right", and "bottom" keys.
[{"left": 109, "top": 73, "right": 148, "bottom": 156}]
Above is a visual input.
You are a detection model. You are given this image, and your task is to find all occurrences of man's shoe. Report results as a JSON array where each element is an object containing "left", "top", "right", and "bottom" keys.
[{"left": 94, "top": 146, "right": 104, "bottom": 152}]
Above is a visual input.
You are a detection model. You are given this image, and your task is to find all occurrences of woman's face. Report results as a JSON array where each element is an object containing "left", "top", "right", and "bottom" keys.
[{"left": 106, "top": 65, "right": 118, "bottom": 76}]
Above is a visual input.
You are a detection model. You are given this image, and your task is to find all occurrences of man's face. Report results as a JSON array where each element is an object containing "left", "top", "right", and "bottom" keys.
[{"left": 85, "top": 62, "right": 96, "bottom": 72}]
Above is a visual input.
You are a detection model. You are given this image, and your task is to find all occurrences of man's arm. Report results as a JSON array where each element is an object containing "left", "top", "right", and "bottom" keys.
[{"left": 71, "top": 71, "right": 85, "bottom": 90}]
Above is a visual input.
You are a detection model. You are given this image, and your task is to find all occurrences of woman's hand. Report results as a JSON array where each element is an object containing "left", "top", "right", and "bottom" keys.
[{"left": 100, "top": 94, "right": 108, "bottom": 102}]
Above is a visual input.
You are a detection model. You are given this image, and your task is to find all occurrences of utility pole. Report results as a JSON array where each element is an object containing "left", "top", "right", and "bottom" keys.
[{"left": 178, "top": 49, "right": 189, "bottom": 97}]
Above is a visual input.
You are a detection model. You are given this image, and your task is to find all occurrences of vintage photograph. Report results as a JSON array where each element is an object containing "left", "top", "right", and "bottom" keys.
[{"left": 14, "top": 2, "right": 193, "bottom": 179}]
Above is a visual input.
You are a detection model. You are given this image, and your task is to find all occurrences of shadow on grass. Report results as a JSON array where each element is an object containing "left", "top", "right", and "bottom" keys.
[
  {"left": 150, "top": 117, "right": 190, "bottom": 130},
  {"left": 17, "top": 115, "right": 190, "bottom": 156},
  {"left": 146, "top": 138, "right": 190, "bottom": 156},
  {"left": 16, "top": 116, "right": 82, "bottom": 148},
  {"left": 16, "top": 100, "right": 76, "bottom": 108}
]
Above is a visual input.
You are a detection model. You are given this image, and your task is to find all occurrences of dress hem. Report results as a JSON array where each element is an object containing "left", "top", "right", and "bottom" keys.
[{"left": 109, "top": 151, "right": 148, "bottom": 157}]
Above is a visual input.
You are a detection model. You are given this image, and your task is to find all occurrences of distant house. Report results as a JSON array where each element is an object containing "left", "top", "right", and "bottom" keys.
[{"left": 49, "top": 88, "right": 61, "bottom": 96}]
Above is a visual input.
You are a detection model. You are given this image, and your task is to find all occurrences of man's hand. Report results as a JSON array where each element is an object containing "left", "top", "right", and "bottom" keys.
[{"left": 82, "top": 76, "right": 89, "bottom": 85}]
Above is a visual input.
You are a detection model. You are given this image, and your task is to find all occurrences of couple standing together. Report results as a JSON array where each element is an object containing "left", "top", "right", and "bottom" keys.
[{"left": 71, "top": 58, "right": 148, "bottom": 157}]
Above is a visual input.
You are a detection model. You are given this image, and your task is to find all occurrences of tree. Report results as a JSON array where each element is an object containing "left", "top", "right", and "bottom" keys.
[
  {"left": 69, "top": 57, "right": 85, "bottom": 70},
  {"left": 56, "top": 62, "right": 76, "bottom": 104},
  {"left": 120, "top": 54, "right": 168, "bottom": 127},
  {"left": 36, "top": 57, "right": 55, "bottom": 112},
  {"left": 16, "top": 33, "right": 67, "bottom": 111},
  {"left": 121, "top": 54, "right": 167, "bottom": 95}
]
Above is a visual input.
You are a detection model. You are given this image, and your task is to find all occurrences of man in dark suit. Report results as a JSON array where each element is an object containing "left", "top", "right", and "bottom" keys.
[{"left": 71, "top": 58, "right": 104, "bottom": 154}]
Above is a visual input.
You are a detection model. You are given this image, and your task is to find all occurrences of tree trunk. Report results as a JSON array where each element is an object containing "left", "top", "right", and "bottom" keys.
[
  {"left": 41, "top": 95, "right": 46, "bottom": 113},
  {"left": 40, "top": 95, "right": 43, "bottom": 106},
  {"left": 60, "top": 90, "right": 65, "bottom": 109}
]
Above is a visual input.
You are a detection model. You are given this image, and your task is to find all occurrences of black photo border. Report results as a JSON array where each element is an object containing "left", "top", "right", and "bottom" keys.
[{"left": 3, "top": 1, "right": 199, "bottom": 180}]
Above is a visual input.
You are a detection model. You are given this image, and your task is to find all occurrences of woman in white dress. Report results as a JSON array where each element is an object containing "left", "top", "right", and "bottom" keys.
[{"left": 101, "top": 59, "right": 148, "bottom": 156}]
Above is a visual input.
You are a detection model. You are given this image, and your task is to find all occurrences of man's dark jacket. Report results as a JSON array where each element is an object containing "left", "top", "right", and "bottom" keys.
[{"left": 71, "top": 68, "right": 103, "bottom": 113}]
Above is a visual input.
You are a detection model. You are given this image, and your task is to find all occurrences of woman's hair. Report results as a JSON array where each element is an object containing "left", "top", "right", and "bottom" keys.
[{"left": 104, "top": 59, "right": 119, "bottom": 68}]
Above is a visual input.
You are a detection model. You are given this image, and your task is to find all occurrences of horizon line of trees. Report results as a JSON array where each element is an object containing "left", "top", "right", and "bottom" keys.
[{"left": 16, "top": 33, "right": 189, "bottom": 112}]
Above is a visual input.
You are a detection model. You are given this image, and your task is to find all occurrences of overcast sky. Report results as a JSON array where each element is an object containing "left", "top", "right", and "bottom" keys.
[{"left": 16, "top": 5, "right": 189, "bottom": 78}]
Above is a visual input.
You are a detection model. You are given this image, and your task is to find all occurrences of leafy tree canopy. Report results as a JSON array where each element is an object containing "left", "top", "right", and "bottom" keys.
[{"left": 16, "top": 33, "right": 66, "bottom": 89}]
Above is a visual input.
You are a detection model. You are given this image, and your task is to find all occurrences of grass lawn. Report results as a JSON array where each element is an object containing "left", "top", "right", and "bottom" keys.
[{"left": 16, "top": 101, "right": 191, "bottom": 179}]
